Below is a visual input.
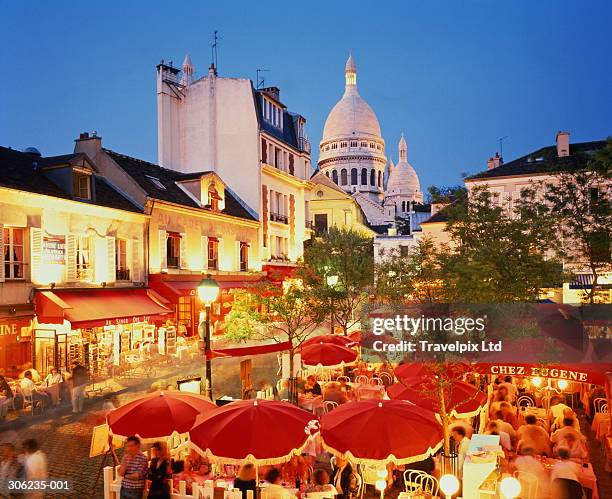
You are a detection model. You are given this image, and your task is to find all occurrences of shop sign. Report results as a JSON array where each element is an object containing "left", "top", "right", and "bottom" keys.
[
  {"left": 0, "top": 317, "right": 31, "bottom": 341},
  {"left": 104, "top": 315, "right": 151, "bottom": 326},
  {"left": 489, "top": 364, "right": 588, "bottom": 382},
  {"left": 42, "top": 237, "right": 66, "bottom": 264}
]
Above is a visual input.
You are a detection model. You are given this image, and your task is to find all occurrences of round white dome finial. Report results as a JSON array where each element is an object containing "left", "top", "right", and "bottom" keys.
[
  {"left": 399, "top": 134, "right": 407, "bottom": 161},
  {"left": 345, "top": 52, "right": 357, "bottom": 87}
]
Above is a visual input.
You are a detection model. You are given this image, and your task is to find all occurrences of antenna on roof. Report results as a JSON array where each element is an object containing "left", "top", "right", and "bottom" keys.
[
  {"left": 256, "top": 69, "right": 270, "bottom": 89},
  {"left": 497, "top": 136, "right": 508, "bottom": 158},
  {"left": 211, "top": 30, "right": 220, "bottom": 73}
]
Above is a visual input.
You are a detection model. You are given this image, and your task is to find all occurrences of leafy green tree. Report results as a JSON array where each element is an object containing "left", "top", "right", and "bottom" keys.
[
  {"left": 302, "top": 227, "right": 374, "bottom": 334},
  {"left": 426, "top": 185, "right": 467, "bottom": 204},
  {"left": 541, "top": 139, "right": 612, "bottom": 303}
]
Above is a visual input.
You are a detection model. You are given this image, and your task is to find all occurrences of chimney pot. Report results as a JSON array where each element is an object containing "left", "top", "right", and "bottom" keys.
[
  {"left": 556, "top": 131, "right": 570, "bottom": 157},
  {"left": 79, "top": 132, "right": 89, "bottom": 139}
]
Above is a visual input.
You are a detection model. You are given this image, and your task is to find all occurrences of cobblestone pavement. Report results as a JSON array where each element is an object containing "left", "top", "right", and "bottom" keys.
[{"left": 0, "top": 352, "right": 279, "bottom": 498}]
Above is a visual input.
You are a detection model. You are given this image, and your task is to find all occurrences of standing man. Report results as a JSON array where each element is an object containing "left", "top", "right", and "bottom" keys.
[
  {"left": 451, "top": 425, "right": 471, "bottom": 479},
  {"left": 70, "top": 361, "right": 88, "bottom": 414},
  {"left": 117, "top": 436, "right": 148, "bottom": 499}
]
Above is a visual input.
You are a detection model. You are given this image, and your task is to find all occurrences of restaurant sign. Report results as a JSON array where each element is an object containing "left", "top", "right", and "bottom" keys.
[
  {"left": 104, "top": 315, "right": 152, "bottom": 327},
  {"left": 42, "top": 237, "right": 66, "bottom": 264},
  {"left": 489, "top": 364, "right": 588, "bottom": 382}
]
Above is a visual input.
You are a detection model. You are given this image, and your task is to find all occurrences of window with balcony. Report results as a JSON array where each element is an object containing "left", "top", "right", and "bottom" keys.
[
  {"left": 239, "top": 242, "right": 249, "bottom": 272},
  {"left": 166, "top": 232, "right": 181, "bottom": 269},
  {"left": 115, "top": 238, "right": 130, "bottom": 281},
  {"left": 76, "top": 235, "right": 91, "bottom": 280},
  {"left": 3, "top": 227, "right": 24, "bottom": 279},
  {"left": 73, "top": 172, "right": 91, "bottom": 200},
  {"left": 208, "top": 237, "right": 219, "bottom": 270}
]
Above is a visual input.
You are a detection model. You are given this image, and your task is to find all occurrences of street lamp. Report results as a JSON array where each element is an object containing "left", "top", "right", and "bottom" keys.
[
  {"left": 439, "top": 474, "right": 459, "bottom": 499},
  {"left": 197, "top": 275, "right": 220, "bottom": 400},
  {"left": 375, "top": 469, "right": 387, "bottom": 499},
  {"left": 326, "top": 273, "right": 338, "bottom": 335},
  {"left": 499, "top": 477, "right": 521, "bottom": 499}
]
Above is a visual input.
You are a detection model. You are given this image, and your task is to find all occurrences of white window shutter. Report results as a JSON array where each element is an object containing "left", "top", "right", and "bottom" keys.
[
  {"left": 201, "top": 235, "right": 208, "bottom": 271},
  {"left": 89, "top": 234, "right": 96, "bottom": 282},
  {"left": 131, "top": 238, "right": 142, "bottom": 282},
  {"left": 217, "top": 237, "right": 223, "bottom": 270},
  {"left": 30, "top": 228, "right": 43, "bottom": 284},
  {"left": 179, "top": 233, "right": 187, "bottom": 269},
  {"left": 66, "top": 234, "right": 77, "bottom": 282},
  {"left": 0, "top": 224, "right": 4, "bottom": 282},
  {"left": 235, "top": 241, "right": 241, "bottom": 271},
  {"left": 106, "top": 236, "right": 116, "bottom": 283},
  {"left": 158, "top": 230, "right": 167, "bottom": 270}
]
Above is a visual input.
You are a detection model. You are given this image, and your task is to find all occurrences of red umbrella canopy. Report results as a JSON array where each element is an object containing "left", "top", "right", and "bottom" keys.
[
  {"left": 360, "top": 332, "right": 400, "bottom": 349},
  {"left": 387, "top": 380, "right": 487, "bottom": 418},
  {"left": 348, "top": 330, "right": 362, "bottom": 343},
  {"left": 189, "top": 399, "right": 317, "bottom": 465},
  {"left": 302, "top": 334, "right": 356, "bottom": 348},
  {"left": 107, "top": 391, "right": 217, "bottom": 440},
  {"left": 320, "top": 399, "right": 443, "bottom": 465},
  {"left": 301, "top": 342, "right": 358, "bottom": 367},
  {"left": 394, "top": 362, "right": 471, "bottom": 386}
]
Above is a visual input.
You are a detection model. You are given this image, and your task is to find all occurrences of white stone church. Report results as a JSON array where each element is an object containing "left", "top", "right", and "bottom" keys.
[{"left": 317, "top": 54, "right": 429, "bottom": 230}]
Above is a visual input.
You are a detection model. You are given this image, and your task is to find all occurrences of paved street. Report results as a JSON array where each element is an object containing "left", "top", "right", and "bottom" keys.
[{"left": 0, "top": 352, "right": 279, "bottom": 498}]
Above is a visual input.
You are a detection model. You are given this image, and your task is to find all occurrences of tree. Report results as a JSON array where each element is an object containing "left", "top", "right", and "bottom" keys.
[
  {"left": 375, "top": 237, "right": 449, "bottom": 304},
  {"left": 541, "top": 139, "right": 612, "bottom": 303},
  {"left": 441, "top": 186, "right": 563, "bottom": 302},
  {"left": 426, "top": 185, "right": 467, "bottom": 204},
  {"left": 223, "top": 281, "right": 326, "bottom": 403},
  {"left": 303, "top": 227, "right": 374, "bottom": 334}
]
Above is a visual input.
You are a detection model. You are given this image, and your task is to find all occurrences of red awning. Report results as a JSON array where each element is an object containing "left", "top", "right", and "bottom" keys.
[
  {"left": 36, "top": 289, "right": 172, "bottom": 328},
  {"left": 206, "top": 340, "right": 292, "bottom": 359},
  {"left": 150, "top": 276, "right": 264, "bottom": 303},
  {"left": 474, "top": 362, "right": 610, "bottom": 386}
]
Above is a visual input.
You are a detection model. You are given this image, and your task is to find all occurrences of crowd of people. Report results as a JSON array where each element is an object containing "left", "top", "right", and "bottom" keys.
[{"left": 0, "top": 439, "right": 48, "bottom": 499}]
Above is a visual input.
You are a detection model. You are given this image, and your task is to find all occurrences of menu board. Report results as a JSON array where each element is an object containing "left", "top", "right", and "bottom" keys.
[{"left": 42, "top": 236, "right": 66, "bottom": 264}]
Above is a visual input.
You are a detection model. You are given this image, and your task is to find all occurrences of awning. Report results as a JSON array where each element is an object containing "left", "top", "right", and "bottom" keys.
[
  {"left": 569, "top": 273, "right": 612, "bottom": 289},
  {"left": 150, "top": 275, "right": 264, "bottom": 303},
  {"left": 206, "top": 340, "right": 292, "bottom": 359},
  {"left": 35, "top": 289, "right": 172, "bottom": 328},
  {"left": 474, "top": 362, "right": 610, "bottom": 386}
]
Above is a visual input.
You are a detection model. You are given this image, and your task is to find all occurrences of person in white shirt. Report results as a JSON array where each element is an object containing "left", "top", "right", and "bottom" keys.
[
  {"left": 43, "top": 367, "right": 63, "bottom": 406},
  {"left": 261, "top": 468, "right": 292, "bottom": 499},
  {"left": 451, "top": 426, "right": 471, "bottom": 478},
  {"left": 548, "top": 397, "right": 572, "bottom": 421},
  {"left": 20, "top": 371, "right": 49, "bottom": 409},
  {"left": 22, "top": 439, "right": 48, "bottom": 499}
]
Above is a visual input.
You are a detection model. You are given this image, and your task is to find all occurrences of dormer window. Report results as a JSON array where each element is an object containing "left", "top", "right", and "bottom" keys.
[
  {"left": 73, "top": 171, "right": 91, "bottom": 200},
  {"left": 261, "top": 96, "right": 283, "bottom": 129},
  {"left": 208, "top": 186, "right": 220, "bottom": 211}
]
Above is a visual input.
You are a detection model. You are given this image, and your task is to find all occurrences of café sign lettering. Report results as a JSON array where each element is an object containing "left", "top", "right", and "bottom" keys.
[
  {"left": 490, "top": 364, "right": 588, "bottom": 382},
  {"left": 0, "top": 323, "right": 18, "bottom": 336},
  {"left": 42, "top": 237, "right": 66, "bottom": 264},
  {"left": 104, "top": 315, "right": 151, "bottom": 326}
]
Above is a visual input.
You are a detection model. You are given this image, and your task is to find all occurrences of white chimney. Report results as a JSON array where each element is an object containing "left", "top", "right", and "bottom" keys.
[{"left": 556, "top": 131, "right": 570, "bottom": 157}]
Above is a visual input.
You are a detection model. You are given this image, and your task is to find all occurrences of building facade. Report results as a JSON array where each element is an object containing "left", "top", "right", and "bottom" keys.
[{"left": 156, "top": 57, "right": 313, "bottom": 277}]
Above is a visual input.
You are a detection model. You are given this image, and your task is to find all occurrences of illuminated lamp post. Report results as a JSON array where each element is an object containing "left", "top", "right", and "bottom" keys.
[
  {"left": 439, "top": 474, "right": 459, "bottom": 499},
  {"left": 197, "top": 275, "right": 220, "bottom": 400},
  {"left": 326, "top": 273, "right": 339, "bottom": 334}
]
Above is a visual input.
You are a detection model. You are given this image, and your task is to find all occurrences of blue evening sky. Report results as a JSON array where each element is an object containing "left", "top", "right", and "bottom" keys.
[{"left": 1, "top": 1, "right": 611, "bottom": 189}]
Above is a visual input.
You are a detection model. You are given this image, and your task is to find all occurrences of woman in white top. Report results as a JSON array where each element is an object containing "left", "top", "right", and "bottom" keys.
[{"left": 43, "top": 367, "right": 63, "bottom": 406}]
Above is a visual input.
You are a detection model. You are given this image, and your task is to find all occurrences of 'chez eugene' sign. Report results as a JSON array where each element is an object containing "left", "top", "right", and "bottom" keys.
[{"left": 489, "top": 364, "right": 588, "bottom": 382}]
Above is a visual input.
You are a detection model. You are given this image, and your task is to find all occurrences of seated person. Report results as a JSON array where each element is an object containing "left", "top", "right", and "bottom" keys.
[
  {"left": 322, "top": 382, "right": 348, "bottom": 405},
  {"left": 499, "top": 402, "right": 518, "bottom": 429},
  {"left": 330, "top": 456, "right": 360, "bottom": 499},
  {"left": 234, "top": 463, "right": 257, "bottom": 499},
  {"left": 551, "top": 418, "right": 585, "bottom": 447},
  {"left": 489, "top": 386, "right": 511, "bottom": 417},
  {"left": 261, "top": 468, "right": 291, "bottom": 499},
  {"left": 485, "top": 421, "right": 512, "bottom": 451},
  {"left": 493, "top": 410, "right": 517, "bottom": 441},
  {"left": 553, "top": 408, "right": 580, "bottom": 432},
  {"left": 278, "top": 379, "right": 291, "bottom": 401},
  {"left": 305, "top": 468, "right": 337, "bottom": 496},
  {"left": 282, "top": 455, "right": 310, "bottom": 484},
  {"left": 20, "top": 371, "right": 49, "bottom": 409},
  {"left": 548, "top": 396, "right": 571, "bottom": 421},
  {"left": 303, "top": 376, "right": 322, "bottom": 396},
  {"left": 184, "top": 449, "right": 212, "bottom": 478},
  {"left": 554, "top": 433, "right": 588, "bottom": 462},
  {"left": 43, "top": 367, "right": 63, "bottom": 387},
  {"left": 517, "top": 414, "right": 551, "bottom": 456},
  {"left": 499, "top": 376, "right": 518, "bottom": 402}
]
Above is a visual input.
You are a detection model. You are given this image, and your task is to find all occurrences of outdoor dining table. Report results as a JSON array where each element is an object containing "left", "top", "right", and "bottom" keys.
[
  {"left": 298, "top": 394, "right": 324, "bottom": 413},
  {"left": 538, "top": 457, "right": 599, "bottom": 499},
  {"left": 591, "top": 412, "right": 610, "bottom": 441}
]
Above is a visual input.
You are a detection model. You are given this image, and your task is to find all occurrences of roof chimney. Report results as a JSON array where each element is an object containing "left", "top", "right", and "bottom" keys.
[
  {"left": 487, "top": 152, "right": 502, "bottom": 170},
  {"left": 74, "top": 131, "right": 102, "bottom": 163},
  {"left": 556, "top": 131, "right": 570, "bottom": 157}
]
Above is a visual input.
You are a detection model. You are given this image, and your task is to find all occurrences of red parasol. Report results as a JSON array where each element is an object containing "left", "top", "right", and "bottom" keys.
[
  {"left": 300, "top": 342, "right": 358, "bottom": 368},
  {"left": 320, "top": 399, "right": 443, "bottom": 465},
  {"left": 387, "top": 380, "right": 487, "bottom": 418},
  {"left": 302, "top": 334, "right": 356, "bottom": 348},
  {"left": 189, "top": 399, "right": 317, "bottom": 465},
  {"left": 107, "top": 391, "right": 217, "bottom": 441},
  {"left": 360, "top": 332, "right": 400, "bottom": 349}
]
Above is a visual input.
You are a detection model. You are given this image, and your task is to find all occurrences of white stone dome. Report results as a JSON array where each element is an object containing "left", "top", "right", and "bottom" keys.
[
  {"left": 386, "top": 134, "right": 421, "bottom": 195},
  {"left": 321, "top": 55, "right": 382, "bottom": 141}
]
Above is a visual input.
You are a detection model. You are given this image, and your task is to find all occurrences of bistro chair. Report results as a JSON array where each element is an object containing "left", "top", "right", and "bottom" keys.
[
  {"left": 369, "top": 377, "right": 383, "bottom": 385},
  {"left": 323, "top": 401, "right": 338, "bottom": 413},
  {"left": 517, "top": 395, "right": 535, "bottom": 408},
  {"left": 335, "top": 375, "right": 351, "bottom": 383},
  {"left": 354, "top": 375, "right": 369, "bottom": 385},
  {"left": 513, "top": 470, "right": 539, "bottom": 499},
  {"left": 594, "top": 397, "right": 608, "bottom": 413},
  {"left": 602, "top": 403, "right": 609, "bottom": 414},
  {"left": 377, "top": 372, "right": 393, "bottom": 386},
  {"left": 359, "top": 464, "right": 381, "bottom": 499},
  {"left": 403, "top": 470, "right": 427, "bottom": 493},
  {"left": 415, "top": 474, "right": 438, "bottom": 497},
  {"left": 22, "top": 394, "right": 43, "bottom": 416},
  {"left": 317, "top": 372, "right": 332, "bottom": 383}
]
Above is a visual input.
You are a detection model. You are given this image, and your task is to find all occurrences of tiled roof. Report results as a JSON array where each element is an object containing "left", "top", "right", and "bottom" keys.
[
  {"left": 254, "top": 89, "right": 303, "bottom": 151},
  {"left": 0, "top": 146, "right": 141, "bottom": 213},
  {"left": 104, "top": 149, "right": 257, "bottom": 221},
  {"left": 467, "top": 140, "right": 606, "bottom": 181}
]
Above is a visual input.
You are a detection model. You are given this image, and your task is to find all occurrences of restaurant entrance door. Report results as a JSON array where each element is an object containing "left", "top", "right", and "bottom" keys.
[{"left": 33, "top": 330, "right": 69, "bottom": 374}]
